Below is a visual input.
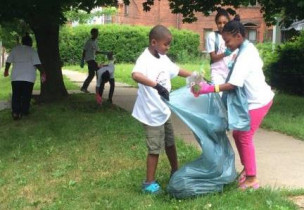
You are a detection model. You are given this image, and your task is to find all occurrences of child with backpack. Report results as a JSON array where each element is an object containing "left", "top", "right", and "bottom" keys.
[{"left": 206, "top": 8, "right": 234, "bottom": 84}]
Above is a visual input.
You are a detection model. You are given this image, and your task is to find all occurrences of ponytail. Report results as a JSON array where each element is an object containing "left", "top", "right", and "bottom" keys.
[{"left": 222, "top": 14, "right": 246, "bottom": 37}]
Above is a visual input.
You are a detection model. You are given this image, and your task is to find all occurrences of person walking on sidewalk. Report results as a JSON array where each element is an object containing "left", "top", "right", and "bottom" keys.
[
  {"left": 4, "top": 33, "right": 46, "bottom": 120},
  {"left": 191, "top": 15, "right": 274, "bottom": 190},
  {"left": 131, "top": 25, "right": 192, "bottom": 194},
  {"left": 80, "top": 28, "right": 107, "bottom": 93}
]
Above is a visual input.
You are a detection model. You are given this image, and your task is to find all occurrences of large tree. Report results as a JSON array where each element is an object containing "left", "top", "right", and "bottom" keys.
[
  {"left": 143, "top": 0, "right": 304, "bottom": 25},
  {"left": 0, "top": 0, "right": 129, "bottom": 101},
  {"left": 1, "top": 0, "right": 302, "bottom": 101}
]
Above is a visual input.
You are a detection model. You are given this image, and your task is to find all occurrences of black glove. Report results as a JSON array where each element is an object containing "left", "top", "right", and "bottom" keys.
[{"left": 154, "top": 83, "right": 170, "bottom": 101}]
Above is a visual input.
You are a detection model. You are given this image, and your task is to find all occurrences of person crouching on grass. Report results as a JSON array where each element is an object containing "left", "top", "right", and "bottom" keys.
[
  {"left": 95, "top": 52, "right": 115, "bottom": 105},
  {"left": 131, "top": 25, "right": 192, "bottom": 194}
]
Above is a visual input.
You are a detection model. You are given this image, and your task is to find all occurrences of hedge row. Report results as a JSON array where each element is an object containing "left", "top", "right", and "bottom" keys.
[
  {"left": 59, "top": 24, "right": 200, "bottom": 64},
  {"left": 267, "top": 31, "right": 304, "bottom": 96}
]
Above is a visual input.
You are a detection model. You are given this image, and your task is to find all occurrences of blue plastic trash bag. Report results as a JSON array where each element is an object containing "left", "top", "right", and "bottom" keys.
[
  {"left": 222, "top": 87, "right": 250, "bottom": 131},
  {"left": 165, "top": 86, "right": 237, "bottom": 198}
]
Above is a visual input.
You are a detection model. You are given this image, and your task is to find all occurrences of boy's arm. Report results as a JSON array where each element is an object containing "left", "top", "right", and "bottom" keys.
[
  {"left": 82, "top": 50, "right": 86, "bottom": 60},
  {"left": 96, "top": 50, "right": 109, "bottom": 55},
  {"left": 132, "top": 72, "right": 157, "bottom": 87},
  {"left": 178, "top": 69, "right": 192, "bottom": 78},
  {"left": 4, "top": 62, "right": 11, "bottom": 77},
  {"left": 34, "top": 64, "right": 46, "bottom": 83},
  {"left": 80, "top": 50, "right": 86, "bottom": 68},
  {"left": 132, "top": 72, "right": 170, "bottom": 100}
]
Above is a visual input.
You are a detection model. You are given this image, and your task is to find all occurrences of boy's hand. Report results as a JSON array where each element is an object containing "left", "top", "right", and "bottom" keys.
[
  {"left": 4, "top": 70, "right": 9, "bottom": 77},
  {"left": 154, "top": 83, "right": 169, "bottom": 101},
  {"left": 80, "top": 59, "right": 85, "bottom": 68},
  {"left": 41, "top": 72, "right": 47, "bottom": 83}
]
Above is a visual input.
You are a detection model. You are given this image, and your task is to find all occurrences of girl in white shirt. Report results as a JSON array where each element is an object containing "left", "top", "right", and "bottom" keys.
[
  {"left": 192, "top": 15, "right": 274, "bottom": 190},
  {"left": 206, "top": 8, "right": 233, "bottom": 84}
]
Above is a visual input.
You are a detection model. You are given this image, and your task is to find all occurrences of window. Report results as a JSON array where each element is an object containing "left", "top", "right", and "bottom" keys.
[
  {"left": 248, "top": 29, "right": 257, "bottom": 43},
  {"left": 248, "top": 0, "right": 258, "bottom": 7},
  {"left": 124, "top": 5, "right": 129, "bottom": 16},
  {"left": 264, "top": 29, "right": 273, "bottom": 42},
  {"left": 203, "top": 28, "right": 213, "bottom": 52},
  {"left": 104, "top": 14, "right": 112, "bottom": 24}
]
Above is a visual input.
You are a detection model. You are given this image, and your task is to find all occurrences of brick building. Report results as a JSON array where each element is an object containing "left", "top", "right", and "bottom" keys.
[{"left": 115, "top": 0, "right": 273, "bottom": 50}]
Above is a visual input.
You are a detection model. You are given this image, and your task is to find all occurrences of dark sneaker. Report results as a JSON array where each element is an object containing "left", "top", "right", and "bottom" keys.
[
  {"left": 142, "top": 181, "right": 161, "bottom": 194},
  {"left": 12, "top": 113, "right": 22, "bottom": 120},
  {"left": 80, "top": 87, "right": 90, "bottom": 93}
]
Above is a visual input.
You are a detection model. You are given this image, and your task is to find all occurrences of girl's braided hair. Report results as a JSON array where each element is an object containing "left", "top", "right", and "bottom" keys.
[
  {"left": 215, "top": 8, "right": 230, "bottom": 23},
  {"left": 222, "top": 15, "right": 246, "bottom": 37}
]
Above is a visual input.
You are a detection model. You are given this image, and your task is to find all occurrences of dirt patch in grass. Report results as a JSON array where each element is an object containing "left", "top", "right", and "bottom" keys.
[{"left": 288, "top": 195, "right": 304, "bottom": 209}]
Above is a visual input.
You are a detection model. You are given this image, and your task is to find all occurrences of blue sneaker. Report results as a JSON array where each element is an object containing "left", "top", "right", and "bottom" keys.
[{"left": 142, "top": 181, "right": 161, "bottom": 194}]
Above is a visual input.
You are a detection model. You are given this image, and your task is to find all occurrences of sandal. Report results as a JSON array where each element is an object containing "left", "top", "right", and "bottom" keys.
[
  {"left": 239, "top": 181, "right": 260, "bottom": 190},
  {"left": 238, "top": 170, "right": 246, "bottom": 185}
]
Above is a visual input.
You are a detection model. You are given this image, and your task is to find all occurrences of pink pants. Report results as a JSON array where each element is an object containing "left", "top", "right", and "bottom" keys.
[{"left": 233, "top": 100, "right": 273, "bottom": 176}]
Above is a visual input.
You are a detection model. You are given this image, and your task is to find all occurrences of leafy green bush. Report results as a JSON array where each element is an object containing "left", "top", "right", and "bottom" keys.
[
  {"left": 255, "top": 42, "right": 278, "bottom": 82},
  {"left": 268, "top": 31, "right": 304, "bottom": 96},
  {"left": 59, "top": 24, "right": 200, "bottom": 65}
]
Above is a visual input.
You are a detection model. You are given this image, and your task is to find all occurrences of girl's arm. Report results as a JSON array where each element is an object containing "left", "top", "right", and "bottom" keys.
[
  {"left": 219, "top": 83, "right": 235, "bottom": 91},
  {"left": 209, "top": 52, "right": 226, "bottom": 63},
  {"left": 192, "top": 82, "right": 236, "bottom": 95},
  {"left": 178, "top": 69, "right": 192, "bottom": 77}
]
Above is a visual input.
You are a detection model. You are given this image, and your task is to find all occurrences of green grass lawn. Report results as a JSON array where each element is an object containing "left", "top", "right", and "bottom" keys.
[
  {"left": 0, "top": 94, "right": 300, "bottom": 209},
  {"left": 262, "top": 92, "right": 304, "bottom": 140}
]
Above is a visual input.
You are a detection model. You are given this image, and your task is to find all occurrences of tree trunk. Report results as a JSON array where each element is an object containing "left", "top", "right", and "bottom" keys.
[{"left": 31, "top": 22, "right": 68, "bottom": 101}]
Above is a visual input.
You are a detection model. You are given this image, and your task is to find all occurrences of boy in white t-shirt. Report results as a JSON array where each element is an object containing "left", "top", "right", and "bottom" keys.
[
  {"left": 131, "top": 25, "right": 192, "bottom": 194},
  {"left": 95, "top": 52, "right": 115, "bottom": 105},
  {"left": 80, "top": 28, "right": 107, "bottom": 93}
]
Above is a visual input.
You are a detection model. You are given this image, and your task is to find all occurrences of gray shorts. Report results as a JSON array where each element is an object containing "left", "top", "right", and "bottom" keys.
[{"left": 142, "top": 117, "right": 175, "bottom": 154}]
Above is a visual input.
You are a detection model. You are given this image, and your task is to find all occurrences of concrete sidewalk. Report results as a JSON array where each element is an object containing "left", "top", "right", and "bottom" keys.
[{"left": 2, "top": 69, "right": 303, "bottom": 189}]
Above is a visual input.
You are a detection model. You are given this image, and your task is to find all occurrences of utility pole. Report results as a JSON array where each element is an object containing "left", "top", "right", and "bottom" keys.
[{"left": 272, "top": 17, "right": 281, "bottom": 51}]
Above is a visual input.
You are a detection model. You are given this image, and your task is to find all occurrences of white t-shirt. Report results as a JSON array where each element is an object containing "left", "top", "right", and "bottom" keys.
[
  {"left": 228, "top": 42, "right": 274, "bottom": 110},
  {"left": 83, "top": 39, "right": 99, "bottom": 61},
  {"left": 96, "top": 62, "right": 114, "bottom": 87},
  {"left": 6, "top": 45, "right": 41, "bottom": 83},
  {"left": 132, "top": 48, "right": 179, "bottom": 126},
  {"left": 206, "top": 32, "right": 236, "bottom": 84}
]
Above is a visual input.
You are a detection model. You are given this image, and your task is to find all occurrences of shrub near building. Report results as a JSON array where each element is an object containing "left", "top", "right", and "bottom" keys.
[
  {"left": 59, "top": 24, "right": 200, "bottom": 65},
  {"left": 268, "top": 31, "right": 304, "bottom": 96}
]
